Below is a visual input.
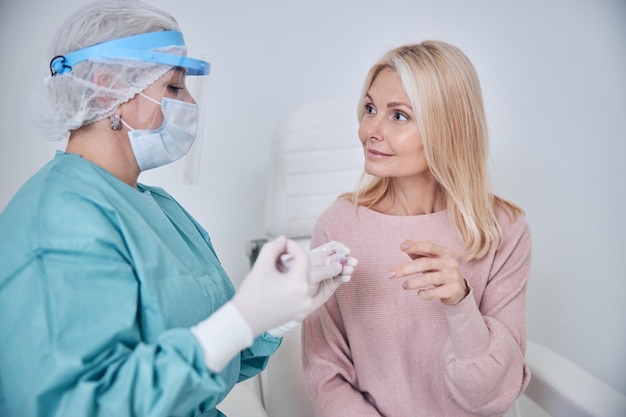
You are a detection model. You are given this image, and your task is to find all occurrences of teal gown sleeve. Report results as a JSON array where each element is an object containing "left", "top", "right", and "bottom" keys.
[
  {"left": 239, "top": 334, "right": 282, "bottom": 382},
  {"left": 0, "top": 155, "right": 280, "bottom": 417}
]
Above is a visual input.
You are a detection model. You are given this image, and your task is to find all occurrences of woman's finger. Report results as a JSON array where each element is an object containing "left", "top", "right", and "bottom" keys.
[
  {"left": 389, "top": 254, "right": 443, "bottom": 280},
  {"left": 400, "top": 240, "right": 447, "bottom": 259}
]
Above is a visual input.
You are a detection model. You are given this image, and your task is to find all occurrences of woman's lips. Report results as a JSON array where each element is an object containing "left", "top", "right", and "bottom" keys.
[{"left": 367, "top": 148, "right": 393, "bottom": 158}]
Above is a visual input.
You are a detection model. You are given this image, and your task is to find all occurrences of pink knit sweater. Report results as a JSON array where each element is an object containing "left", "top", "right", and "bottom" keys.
[{"left": 302, "top": 199, "right": 531, "bottom": 417}]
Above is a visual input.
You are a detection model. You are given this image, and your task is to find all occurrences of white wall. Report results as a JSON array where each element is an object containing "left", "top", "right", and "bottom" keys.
[{"left": 1, "top": 0, "right": 624, "bottom": 403}]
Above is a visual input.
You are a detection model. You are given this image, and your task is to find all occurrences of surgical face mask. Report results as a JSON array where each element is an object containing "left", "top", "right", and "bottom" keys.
[{"left": 123, "top": 93, "right": 198, "bottom": 171}]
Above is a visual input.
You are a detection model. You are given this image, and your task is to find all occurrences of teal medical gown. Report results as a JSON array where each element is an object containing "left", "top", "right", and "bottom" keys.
[{"left": 0, "top": 152, "right": 281, "bottom": 417}]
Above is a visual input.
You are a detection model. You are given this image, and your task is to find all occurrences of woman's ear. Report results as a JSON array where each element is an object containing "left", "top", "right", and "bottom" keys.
[{"left": 92, "top": 69, "right": 119, "bottom": 109}]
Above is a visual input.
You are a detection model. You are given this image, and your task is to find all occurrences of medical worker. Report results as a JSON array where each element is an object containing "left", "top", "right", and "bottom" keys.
[{"left": 0, "top": 1, "right": 356, "bottom": 416}]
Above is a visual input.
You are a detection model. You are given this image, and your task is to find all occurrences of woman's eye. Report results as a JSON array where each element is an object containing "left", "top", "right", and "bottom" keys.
[
  {"left": 365, "top": 104, "right": 376, "bottom": 114},
  {"left": 168, "top": 86, "right": 184, "bottom": 94},
  {"left": 394, "top": 112, "right": 408, "bottom": 121}
]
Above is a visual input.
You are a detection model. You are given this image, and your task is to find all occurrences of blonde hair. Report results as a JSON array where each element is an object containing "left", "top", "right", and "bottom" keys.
[{"left": 344, "top": 40, "right": 523, "bottom": 260}]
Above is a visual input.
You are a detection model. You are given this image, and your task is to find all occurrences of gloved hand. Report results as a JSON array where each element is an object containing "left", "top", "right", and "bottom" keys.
[
  {"left": 268, "top": 241, "right": 358, "bottom": 338},
  {"left": 308, "top": 240, "right": 358, "bottom": 312},
  {"left": 232, "top": 236, "right": 313, "bottom": 338}
]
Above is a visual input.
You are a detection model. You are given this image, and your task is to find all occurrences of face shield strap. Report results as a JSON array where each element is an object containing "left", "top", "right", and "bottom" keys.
[{"left": 49, "top": 31, "right": 210, "bottom": 76}]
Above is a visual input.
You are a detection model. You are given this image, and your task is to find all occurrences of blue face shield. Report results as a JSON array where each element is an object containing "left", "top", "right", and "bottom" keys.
[{"left": 49, "top": 31, "right": 210, "bottom": 76}]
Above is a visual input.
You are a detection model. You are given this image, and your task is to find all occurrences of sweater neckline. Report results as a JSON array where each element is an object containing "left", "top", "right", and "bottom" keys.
[{"left": 338, "top": 199, "right": 449, "bottom": 223}]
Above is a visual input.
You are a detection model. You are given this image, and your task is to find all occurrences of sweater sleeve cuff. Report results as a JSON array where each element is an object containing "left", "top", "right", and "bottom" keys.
[
  {"left": 190, "top": 301, "right": 254, "bottom": 372},
  {"left": 444, "top": 286, "right": 490, "bottom": 360}
]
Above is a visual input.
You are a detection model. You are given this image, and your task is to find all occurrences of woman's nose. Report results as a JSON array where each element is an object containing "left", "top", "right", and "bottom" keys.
[{"left": 364, "top": 117, "right": 383, "bottom": 141}]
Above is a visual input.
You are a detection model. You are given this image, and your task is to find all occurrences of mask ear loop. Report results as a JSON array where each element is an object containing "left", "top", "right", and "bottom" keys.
[
  {"left": 120, "top": 92, "right": 164, "bottom": 133},
  {"left": 139, "top": 93, "right": 165, "bottom": 130},
  {"left": 139, "top": 92, "right": 162, "bottom": 106}
]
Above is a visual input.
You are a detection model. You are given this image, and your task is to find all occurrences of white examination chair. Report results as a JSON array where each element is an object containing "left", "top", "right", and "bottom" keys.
[
  {"left": 223, "top": 98, "right": 626, "bottom": 417},
  {"left": 221, "top": 97, "right": 362, "bottom": 417},
  {"left": 259, "top": 97, "right": 363, "bottom": 417},
  {"left": 522, "top": 340, "right": 626, "bottom": 417}
]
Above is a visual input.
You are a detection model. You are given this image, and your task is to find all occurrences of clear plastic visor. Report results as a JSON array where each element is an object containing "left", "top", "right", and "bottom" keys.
[
  {"left": 167, "top": 71, "right": 209, "bottom": 185},
  {"left": 135, "top": 63, "right": 209, "bottom": 185}
]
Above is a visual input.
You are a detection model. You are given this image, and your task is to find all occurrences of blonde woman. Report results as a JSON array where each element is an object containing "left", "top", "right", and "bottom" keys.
[{"left": 302, "top": 41, "right": 532, "bottom": 416}]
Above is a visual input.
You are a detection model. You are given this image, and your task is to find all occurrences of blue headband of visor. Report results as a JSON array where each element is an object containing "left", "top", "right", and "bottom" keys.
[{"left": 49, "top": 31, "right": 210, "bottom": 76}]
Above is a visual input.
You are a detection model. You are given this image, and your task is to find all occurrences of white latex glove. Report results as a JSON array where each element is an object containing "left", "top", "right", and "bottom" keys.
[
  {"left": 269, "top": 241, "right": 358, "bottom": 338},
  {"left": 232, "top": 236, "right": 313, "bottom": 338},
  {"left": 309, "top": 241, "right": 358, "bottom": 312}
]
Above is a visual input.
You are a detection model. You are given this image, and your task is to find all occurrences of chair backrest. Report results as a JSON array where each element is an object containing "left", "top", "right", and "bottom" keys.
[
  {"left": 264, "top": 98, "right": 363, "bottom": 240},
  {"left": 261, "top": 97, "right": 362, "bottom": 417}
]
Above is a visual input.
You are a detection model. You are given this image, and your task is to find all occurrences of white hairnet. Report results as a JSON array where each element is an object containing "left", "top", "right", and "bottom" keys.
[{"left": 30, "top": 0, "right": 187, "bottom": 141}]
